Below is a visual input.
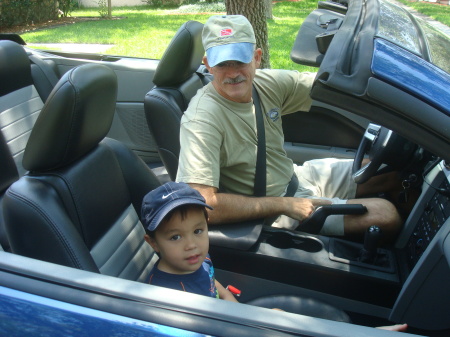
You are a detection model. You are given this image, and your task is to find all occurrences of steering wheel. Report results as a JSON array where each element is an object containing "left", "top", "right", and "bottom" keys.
[{"left": 352, "top": 123, "right": 416, "bottom": 184}]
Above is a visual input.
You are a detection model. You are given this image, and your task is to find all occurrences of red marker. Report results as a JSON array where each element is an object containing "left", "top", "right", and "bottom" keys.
[{"left": 226, "top": 285, "right": 241, "bottom": 297}]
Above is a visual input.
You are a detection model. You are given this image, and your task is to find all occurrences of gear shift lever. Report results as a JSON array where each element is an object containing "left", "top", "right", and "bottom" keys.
[
  {"left": 358, "top": 225, "right": 382, "bottom": 264},
  {"left": 330, "top": 225, "right": 392, "bottom": 271}
]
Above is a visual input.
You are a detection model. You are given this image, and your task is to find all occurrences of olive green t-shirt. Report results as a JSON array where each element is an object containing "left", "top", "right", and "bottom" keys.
[{"left": 176, "top": 69, "right": 315, "bottom": 197}]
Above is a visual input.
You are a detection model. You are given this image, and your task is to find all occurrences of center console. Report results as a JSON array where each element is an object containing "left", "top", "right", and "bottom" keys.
[{"left": 211, "top": 160, "right": 450, "bottom": 330}]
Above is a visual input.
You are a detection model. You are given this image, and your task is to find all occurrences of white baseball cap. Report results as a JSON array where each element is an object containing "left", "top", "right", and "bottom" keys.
[{"left": 202, "top": 15, "right": 256, "bottom": 67}]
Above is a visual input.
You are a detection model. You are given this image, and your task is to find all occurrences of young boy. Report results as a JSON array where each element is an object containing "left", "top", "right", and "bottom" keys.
[
  {"left": 141, "top": 181, "right": 237, "bottom": 302},
  {"left": 141, "top": 182, "right": 407, "bottom": 332}
]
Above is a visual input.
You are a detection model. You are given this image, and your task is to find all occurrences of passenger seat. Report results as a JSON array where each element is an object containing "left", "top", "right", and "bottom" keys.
[
  {"left": 0, "top": 40, "right": 58, "bottom": 175},
  {"left": 0, "top": 40, "right": 60, "bottom": 250},
  {"left": 3, "top": 63, "right": 161, "bottom": 280},
  {"left": 0, "top": 131, "right": 18, "bottom": 251}
]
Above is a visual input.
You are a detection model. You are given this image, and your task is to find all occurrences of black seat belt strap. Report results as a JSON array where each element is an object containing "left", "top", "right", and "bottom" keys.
[
  {"left": 252, "top": 85, "right": 266, "bottom": 197},
  {"left": 28, "top": 54, "right": 59, "bottom": 87}
]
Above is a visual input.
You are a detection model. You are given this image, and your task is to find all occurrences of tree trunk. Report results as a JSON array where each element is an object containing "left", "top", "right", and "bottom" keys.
[
  {"left": 265, "top": 0, "right": 273, "bottom": 19},
  {"left": 225, "top": 0, "right": 271, "bottom": 69}
]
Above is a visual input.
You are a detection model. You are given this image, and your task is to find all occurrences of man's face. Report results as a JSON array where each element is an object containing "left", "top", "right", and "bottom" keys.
[
  {"left": 145, "top": 207, "right": 209, "bottom": 275},
  {"left": 204, "top": 48, "right": 262, "bottom": 103}
]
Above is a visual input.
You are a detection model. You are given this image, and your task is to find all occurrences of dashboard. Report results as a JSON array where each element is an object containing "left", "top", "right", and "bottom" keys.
[
  {"left": 211, "top": 158, "right": 450, "bottom": 331},
  {"left": 406, "top": 166, "right": 450, "bottom": 270},
  {"left": 391, "top": 160, "right": 450, "bottom": 330}
]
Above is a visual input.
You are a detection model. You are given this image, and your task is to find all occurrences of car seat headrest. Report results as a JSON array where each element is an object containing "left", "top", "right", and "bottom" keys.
[
  {"left": 0, "top": 40, "right": 33, "bottom": 97},
  {"left": 23, "top": 63, "right": 118, "bottom": 172},
  {"left": 153, "top": 20, "right": 205, "bottom": 87}
]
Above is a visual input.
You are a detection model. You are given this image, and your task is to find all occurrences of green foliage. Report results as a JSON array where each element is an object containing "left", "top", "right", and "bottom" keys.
[
  {"left": 0, "top": 0, "right": 58, "bottom": 27},
  {"left": 20, "top": 1, "right": 320, "bottom": 71},
  {"left": 142, "top": 0, "right": 182, "bottom": 8},
  {"left": 59, "top": 0, "right": 78, "bottom": 17},
  {"left": 142, "top": 0, "right": 221, "bottom": 8},
  {"left": 97, "top": 0, "right": 109, "bottom": 17}
]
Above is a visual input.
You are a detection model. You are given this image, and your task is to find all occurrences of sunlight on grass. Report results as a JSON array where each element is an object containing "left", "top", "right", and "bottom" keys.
[
  {"left": 269, "top": 0, "right": 319, "bottom": 71},
  {"left": 20, "top": 1, "right": 319, "bottom": 70},
  {"left": 396, "top": 0, "right": 450, "bottom": 26},
  {"left": 17, "top": 0, "right": 449, "bottom": 71}
]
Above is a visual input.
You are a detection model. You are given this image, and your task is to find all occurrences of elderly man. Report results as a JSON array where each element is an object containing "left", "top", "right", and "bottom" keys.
[{"left": 176, "top": 14, "right": 402, "bottom": 241}]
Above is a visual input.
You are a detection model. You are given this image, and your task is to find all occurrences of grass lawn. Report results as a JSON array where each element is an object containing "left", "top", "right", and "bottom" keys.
[
  {"left": 396, "top": 0, "right": 450, "bottom": 27},
  {"left": 19, "top": 0, "right": 318, "bottom": 72},
  {"left": 18, "top": 0, "right": 449, "bottom": 71}
]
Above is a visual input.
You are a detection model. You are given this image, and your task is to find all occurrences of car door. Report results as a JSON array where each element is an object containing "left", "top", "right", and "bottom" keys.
[{"left": 282, "top": 100, "right": 369, "bottom": 165}]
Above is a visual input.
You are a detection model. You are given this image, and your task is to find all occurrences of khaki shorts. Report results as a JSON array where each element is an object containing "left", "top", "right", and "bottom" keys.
[{"left": 272, "top": 158, "right": 357, "bottom": 236}]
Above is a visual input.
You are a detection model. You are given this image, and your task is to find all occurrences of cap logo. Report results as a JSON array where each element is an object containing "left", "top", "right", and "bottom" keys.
[
  {"left": 162, "top": 191, "right": 176, "bottom": 199},
  {"left": 220, "top": 28, "right": 233, "bottom": 36}
]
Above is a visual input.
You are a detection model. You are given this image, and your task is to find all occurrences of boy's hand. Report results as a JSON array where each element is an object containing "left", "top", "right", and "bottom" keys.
[{"left": 215, "top": 280, "right": 239, "bottom": 302}]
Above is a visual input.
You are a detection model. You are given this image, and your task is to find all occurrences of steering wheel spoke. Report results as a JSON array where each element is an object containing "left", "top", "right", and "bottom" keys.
[{"left": 352, "top": 123, "right": 417, "bottom": 184}]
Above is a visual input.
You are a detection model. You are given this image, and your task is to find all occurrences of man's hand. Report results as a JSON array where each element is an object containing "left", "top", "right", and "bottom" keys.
[
  {"left": 282, "top": 197, "right": 316, "bottom": 221},
  {"left": 283, "top": 197, "right": 332, "bottom": 222}
]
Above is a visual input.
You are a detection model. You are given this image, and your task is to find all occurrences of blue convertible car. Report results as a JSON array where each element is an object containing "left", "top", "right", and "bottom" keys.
[{"left": 0, "top": 0, "right": 449, "bottom": 335}]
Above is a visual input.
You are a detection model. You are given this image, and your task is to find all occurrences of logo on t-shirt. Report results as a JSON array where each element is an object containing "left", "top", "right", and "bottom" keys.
[{"left": 267, "top": 108, "right": 280, "bottom": 122}]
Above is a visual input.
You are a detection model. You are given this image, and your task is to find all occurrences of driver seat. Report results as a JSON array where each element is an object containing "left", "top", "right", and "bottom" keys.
[
  {"left": 144, "top": 20, "right": 211, "bottom": 181},
  {"left": 3, "top": 63, "right": 161, "bottom": 280}
]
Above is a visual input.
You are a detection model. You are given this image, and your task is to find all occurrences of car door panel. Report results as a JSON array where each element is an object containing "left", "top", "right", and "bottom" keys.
[{"left": 282, "top": 103, "right": 368, "bottom": 164}]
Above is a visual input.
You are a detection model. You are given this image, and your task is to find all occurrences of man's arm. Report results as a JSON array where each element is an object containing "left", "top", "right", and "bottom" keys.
[{"left": 190, "top": 183, "right": 326, "bottom": 225}]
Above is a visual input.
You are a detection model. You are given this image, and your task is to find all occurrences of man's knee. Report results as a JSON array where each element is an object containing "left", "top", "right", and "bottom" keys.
[
  {"left": 345, "top": 198, "right": 402, "bottom": 238},
  {"left": 368, "top": 198, "right": 402, "bottom": 229}
]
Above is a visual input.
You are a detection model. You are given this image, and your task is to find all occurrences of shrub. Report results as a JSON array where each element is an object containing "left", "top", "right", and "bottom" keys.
[
  {"left": 0, "top": 0, "right": 58, "bottom": 28},
  {"left": 59, "top": 0, "right": 78, "bottom": 17},
  {"left": 98, "top": 0, "right": 109, "bottom": 17}
]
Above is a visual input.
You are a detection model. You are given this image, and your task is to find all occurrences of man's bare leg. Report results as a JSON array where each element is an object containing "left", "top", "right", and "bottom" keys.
[{"left": 343, "top": 198, "right": 402, "bottom": 243}]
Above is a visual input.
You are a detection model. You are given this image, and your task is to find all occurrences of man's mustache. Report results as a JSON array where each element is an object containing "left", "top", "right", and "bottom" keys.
[{"left": 223, "top": 76, "right": 246, "bottom": 84}]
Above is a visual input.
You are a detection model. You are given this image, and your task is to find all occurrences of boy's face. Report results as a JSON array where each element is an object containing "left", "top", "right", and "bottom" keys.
[{"left": 145, "top": 207, "right": 209, "bottom": 275}]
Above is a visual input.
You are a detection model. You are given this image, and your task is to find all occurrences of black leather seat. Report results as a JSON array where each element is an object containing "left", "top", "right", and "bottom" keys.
[
  {"left": 3, "top": 63, "right": 161, "bottom": 281},
  {"left": 144, "top": 20, "right": 211, "bottom": 181},
  {"left": 0, "top": 131, "right": 19, "bottom": 251},
  {"left": 248, "top": 295, "right": 350, "bottom": 322},
  {"left": 0, "top": 40, "right": 57, "bottom": 251},
  {"left": 0, "top": 41, "right": 57, "bottom": 171}
]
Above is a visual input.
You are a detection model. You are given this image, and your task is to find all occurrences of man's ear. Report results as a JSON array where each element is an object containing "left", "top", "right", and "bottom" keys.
[
  {"left": 254, "top": 48, "right": 263, "bottom": 69},
  {"left": 203, "top": 56, "right": 212, "bottom": 72},
  {"left": 144, "top": 234, "right": 160, "bottom": 253}
]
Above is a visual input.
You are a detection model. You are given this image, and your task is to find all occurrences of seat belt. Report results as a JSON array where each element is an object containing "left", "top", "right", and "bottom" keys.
[
  {"left": 195, "top": 71, "right": 213, "bottom": 86},
  {"left": 28, "top": 54, "right": 59, "bottom": 87},
  {"left": 252, "top": 85, "right": 266, "bottom": 197},
  {"left": 252, "top": 85, "right": 298, "bottom": 198},
  {"left": 253, "top": 85, "right": 299, "bottom": 226}
]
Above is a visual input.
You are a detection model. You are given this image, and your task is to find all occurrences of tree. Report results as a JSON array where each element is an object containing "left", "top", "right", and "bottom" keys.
[
  {"left": 265, "top": 0, "right": 273, "bottom": 19},
  {"left": 225, "top": 0, "right": 271, "bottom": 69}
]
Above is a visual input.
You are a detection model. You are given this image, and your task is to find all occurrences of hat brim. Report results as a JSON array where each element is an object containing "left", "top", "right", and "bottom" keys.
[
  {"left": 206, "top": 42, "right": 255, "bottom": 68},
  {"left": 147, "top": 198, "right": 213, "bottom": 232}
]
